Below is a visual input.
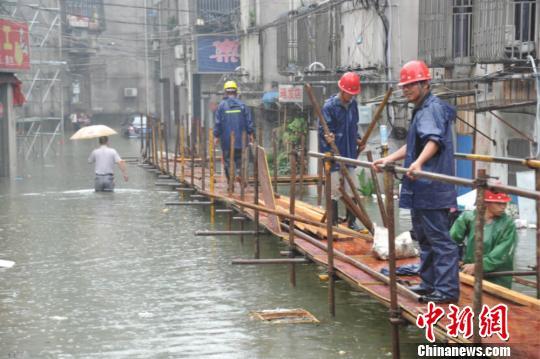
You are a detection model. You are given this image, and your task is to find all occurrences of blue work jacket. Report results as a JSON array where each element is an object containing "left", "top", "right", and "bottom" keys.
[
  {"left": 318, "top": 94, "right": 360, "bottom": 171},
  {"left": 214, "top": 97, "right": 254, "bottom": 151},
  {"left": 399, "top": 92, "right": 457, "bottom": 209}
]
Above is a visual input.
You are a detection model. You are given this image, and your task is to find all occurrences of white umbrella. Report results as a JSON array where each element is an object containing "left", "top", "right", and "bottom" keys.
[{"left": 70, "top": 125, "right": 117, "bottom": 140}]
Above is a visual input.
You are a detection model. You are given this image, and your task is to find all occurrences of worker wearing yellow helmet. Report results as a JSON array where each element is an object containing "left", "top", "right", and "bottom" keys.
[
  {"left": 223, "top": 80, "right": 238, "bottom": 91},
  {"left": 214, "top": 80, "right": 255, "bottom": 188}
]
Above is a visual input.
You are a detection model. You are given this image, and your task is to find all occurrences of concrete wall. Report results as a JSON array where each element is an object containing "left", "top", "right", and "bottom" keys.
[{"left": 90, "top": 0, "right": 154, "bottom": 118}]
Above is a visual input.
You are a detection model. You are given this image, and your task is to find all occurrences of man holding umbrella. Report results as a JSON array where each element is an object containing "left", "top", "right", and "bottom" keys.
[{"left": 88, "top": 136, "right": 128, "bottom": 192}]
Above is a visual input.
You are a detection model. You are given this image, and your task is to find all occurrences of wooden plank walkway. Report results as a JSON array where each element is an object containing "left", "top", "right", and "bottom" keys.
[{"left": 154, "top": 156, "right": 540, "bottom": 358}]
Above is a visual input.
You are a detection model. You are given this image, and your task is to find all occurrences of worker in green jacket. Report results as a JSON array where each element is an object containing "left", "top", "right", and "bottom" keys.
[{"left": 450, "top": 189, "right": 517, "bottom": 289}]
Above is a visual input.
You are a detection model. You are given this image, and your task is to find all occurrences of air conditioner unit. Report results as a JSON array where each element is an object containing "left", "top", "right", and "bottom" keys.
[
  {"left": 124, "top": 88, "right": 138, "bottom": 97},
  {"left": 174, "top": 44, "right": 184, "bottom": 59}
]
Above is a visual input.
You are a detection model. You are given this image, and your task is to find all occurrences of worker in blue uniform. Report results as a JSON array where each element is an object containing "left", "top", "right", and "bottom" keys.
[
  {"left": 214, "top": 80, "right": 255, "bottom": 186},
  {"left": 372, "top": 60, "right": 459, "bottom": 304},
  {"left": 319, "top": 72, "right": 364, "bottom": 230}
]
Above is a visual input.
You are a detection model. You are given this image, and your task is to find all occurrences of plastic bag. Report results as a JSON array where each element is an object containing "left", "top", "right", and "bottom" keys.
[{"left": 372, "top": 224, "right": 419, "bottom": 260}]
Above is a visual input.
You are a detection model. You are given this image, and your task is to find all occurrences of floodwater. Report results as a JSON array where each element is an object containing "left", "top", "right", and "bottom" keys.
[{"left": 0, "top": 135, "right": 536, "bottom": 358}]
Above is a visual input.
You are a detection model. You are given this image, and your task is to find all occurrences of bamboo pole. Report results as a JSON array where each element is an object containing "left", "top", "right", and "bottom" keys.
[
  {"left": 325, "top": 154, "right": 336, "bottom": 316},
  {"left": 317, "top": 158, "right": 323, "bottom": 206},
  {"left": 173, "top": 119, "right": 180, "bottom": 178},
  {"left": 289, "top": 150, "right": 297, "bottom": 287},
  {"left": 204, "top": 195, "right": 369, "bottom": 238},
  {"left": 299, "top": 133, "right": 306, "bottom": 200},
  {"left": 240, "top": 131, "right": 247, "bottom": 245},
  {"left": 358, "top": 88, "right": 393, "bottom": 150},
  {"left": 201, "top": 122, "right": 206, "bottom": 191},
  {"left": 454, "top": 152, "right": 540, "bottom": 169},
  {"left": 272, "top": 131, "right": 278, "bottom": 193},
  {"left": 254, "top": 143, "right": 260, "bottom": 259},
  {"left": 367, "top": 151, "right": 387, "bottom": 227},
  {"left": 190, "top": 125, "right": 195, "bottom": 186},
  {"left": 163, "top": 121, "right": 170, "bottom": 175},
  {"left": 152, "top": 118, "right": 158, "bottom": 168},
  {"left": 229, "top": 132, "right": 235, "bottom": 195},
  {"left": 384, "top": 164, "right": 400, "bottom": 359},
  {"left": 473, "top": 169, "right": 487, "bottom": 344},
  {"left": 209, "top": 129, "right": 215, "bottom": 224},
  {"left": 536, "top": 168, "right": 540, "bottom": 299},
  {"left": 180, "top": 116, "right": 185, "bottom": 182},
  {"left": 158, "top": 121, "right": 165, "bottom": 173},
  {"left": 308, "top": 151, "right": 540, "bottom": 200}
]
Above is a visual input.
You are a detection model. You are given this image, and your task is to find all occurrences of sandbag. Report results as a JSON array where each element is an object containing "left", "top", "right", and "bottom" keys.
[{"left": 372, "top": 224, "right": 419, "bottom": 260}]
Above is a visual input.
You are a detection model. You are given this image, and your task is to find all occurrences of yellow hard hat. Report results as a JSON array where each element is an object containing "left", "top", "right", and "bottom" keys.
[{"left": 224, "top": 80, "right": 238, "bottom": 91}]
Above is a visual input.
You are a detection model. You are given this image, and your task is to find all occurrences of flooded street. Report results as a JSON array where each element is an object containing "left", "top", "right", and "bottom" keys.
[{"left": 0, "top": 136, "right": 536, "bottom": 358}]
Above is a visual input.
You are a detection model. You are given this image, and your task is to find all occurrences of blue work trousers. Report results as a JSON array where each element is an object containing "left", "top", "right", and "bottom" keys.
[{"left": 411, "top": 209, "right": 460, "bottom": 299}]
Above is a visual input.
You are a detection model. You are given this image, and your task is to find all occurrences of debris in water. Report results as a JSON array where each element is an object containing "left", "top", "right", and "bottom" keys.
[
  {"left": 0, "top": 259, "right": 15, "bottom": 268},
  {"left": 250, "top": 308, "right": 319, "bottom": 324},
  {"left": 162, "top": 208, "right": 169, "bottom": 213}
]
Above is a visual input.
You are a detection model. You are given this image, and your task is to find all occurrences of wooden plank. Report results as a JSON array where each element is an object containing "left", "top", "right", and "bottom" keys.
[
  {"left": 460, "top": 273, "right": 540, "bottom": 310},
  {"left": 257, "top": 146, "right": 281, "bottom": 234}
]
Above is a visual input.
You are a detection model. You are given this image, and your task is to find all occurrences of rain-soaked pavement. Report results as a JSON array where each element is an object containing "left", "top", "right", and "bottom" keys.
[{"left": 0, "top": 135, "right": 536, "bottom": 358}]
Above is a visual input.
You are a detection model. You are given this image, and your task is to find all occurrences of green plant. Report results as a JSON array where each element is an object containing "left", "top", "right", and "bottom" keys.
[
  {"left": 357, "top": 169, "right": 374, "bottom": 196},
  {"left": 283, "top": 117, "right": 307, "bottom": 148}
]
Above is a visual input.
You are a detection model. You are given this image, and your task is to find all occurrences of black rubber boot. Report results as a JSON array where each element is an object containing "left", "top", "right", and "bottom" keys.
[
  {"left": 331, "top": 200, "right": 339, "bottom": 225},
  {"left": 346, "top": 210, "right": 362, "bottom": 231}
]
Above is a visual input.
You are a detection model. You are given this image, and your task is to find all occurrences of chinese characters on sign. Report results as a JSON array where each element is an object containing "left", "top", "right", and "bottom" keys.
[
  {"left": 0, "top": 19, "right": 30, "bottom": 71},
  {"left": 416, "top": 302, "right": 509, "bottom": 343},
  {"left": 278, "top": 85, "right": 303, "bottom": 103},
  {"left": 197, "top": 36, "right": 240, "bottom": 73}
]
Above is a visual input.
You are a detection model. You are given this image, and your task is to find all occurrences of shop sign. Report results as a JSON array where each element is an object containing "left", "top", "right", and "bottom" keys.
[
  {"left": 0, "top": 19, "right": 30, "bottom": 71},
  {"left": 278, "top": 85, "right": 303, "bottom": 103}
]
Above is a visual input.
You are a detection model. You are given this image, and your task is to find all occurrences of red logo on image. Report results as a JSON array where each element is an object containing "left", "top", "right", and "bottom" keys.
[{"left": 416, "top": 302, "right": 510, "bottom": 342}]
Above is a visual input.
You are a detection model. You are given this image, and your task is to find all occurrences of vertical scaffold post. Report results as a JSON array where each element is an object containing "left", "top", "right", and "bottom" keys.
[
  {"left": 201, "top": 122, "right": 206, "bottom": 191},
  {"left": 317, "top": 158, "right": 323, "bottom": 206},
  {"left": 229, "top": 132, "right": 235, "bottom": 195},
  {"left": 159, "top": 121, "right": 165, "bottom": 173},
  {"left": 473, "top": 169, "right": 487, "bottom": 343},
  {"left": 240, "top": 131, "right": 247, "bottom": 245},
  {"left": 180, "top": 116, "right": 185, "bottom": 182},
  {"left": 272, "top": 131, "right": 278, "bottom": 192},
  {"left": 163, "top": 121, "right": 170, "bottom": 175},
  {"left": 190, "top": 124, "right": 195, "bottom": 186},
  {"left": 288, "top": 150, "right": 297, "bottom": 287},
  {"left": 384, "top": 163, "right": 400, "bottom": 359},
  {"left": 324, "top": 153, "right": 335, "bottom": 316},
  {"left": 534, "top": 168, "right": 540, "bottom": 299},
  {"left": 173, "top": 118, "right": 180, "bottom": 178},
  {"left": 254, "top": 143, "right": 260, "bottom": 259},
  {"left": 209, "top": 129, "right": 215, "bottom": 224},
  {"left": 299, "top": 133, "right": 305, "bottom": 200}
]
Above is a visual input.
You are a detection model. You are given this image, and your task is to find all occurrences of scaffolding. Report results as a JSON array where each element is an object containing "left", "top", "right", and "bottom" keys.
[{"left": 9, "top": 0, "right": 65, "bottom": 159}]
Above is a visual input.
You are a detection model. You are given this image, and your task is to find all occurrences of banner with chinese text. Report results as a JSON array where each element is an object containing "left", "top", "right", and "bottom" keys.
[
  {"left": 196, "top": 35, "right": 240, "bottom": 73},
  {"left": 0, "top": 19, "right": 30, "bottom": 71}
]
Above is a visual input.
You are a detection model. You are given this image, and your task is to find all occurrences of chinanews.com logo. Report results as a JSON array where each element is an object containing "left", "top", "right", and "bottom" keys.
[{"left": 415, "top": 302, "right": 512, "bottom": 357}]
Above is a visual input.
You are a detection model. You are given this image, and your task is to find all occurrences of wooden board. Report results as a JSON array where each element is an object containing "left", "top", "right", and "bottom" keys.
[{"left": 257, "top": 146, "right": 281, "bottom": 234}]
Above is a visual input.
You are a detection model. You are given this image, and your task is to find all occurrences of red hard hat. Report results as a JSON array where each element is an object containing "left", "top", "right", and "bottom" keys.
[
  {"left": 338, "top": 72, "right": 361, "bottom": 95},
  {"left": 484, "top": 190, "right": 511, "bottom": 203},
  {"left": 398, "top": 60, "right": 432, "bottom": 86}
]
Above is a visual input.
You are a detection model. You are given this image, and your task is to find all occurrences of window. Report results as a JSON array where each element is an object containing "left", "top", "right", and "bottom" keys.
[
  {"left": 514, "top": 0, "right": 536, "bottom": 42},
  {"left": 453, "top": 0, "right": 473, "bottom": 58}
]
